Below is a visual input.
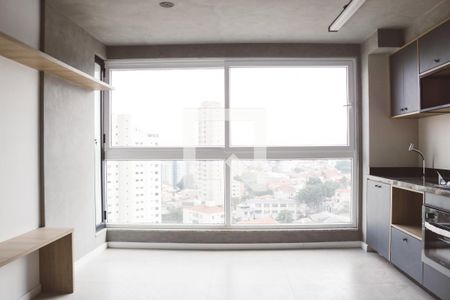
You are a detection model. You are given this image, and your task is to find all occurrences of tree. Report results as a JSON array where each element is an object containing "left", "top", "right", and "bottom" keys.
[
  {"left": 335, "top": 161, "right": 351, "bottom": 173},
  {"left": 277, "top": 210, "right": 294, "bottom": 223},
  {"left": 297, "top": 177, "right": 339, "bottom": 210},
  {"left": 339, "top": 176, "right": 348, "bottom": 186}
]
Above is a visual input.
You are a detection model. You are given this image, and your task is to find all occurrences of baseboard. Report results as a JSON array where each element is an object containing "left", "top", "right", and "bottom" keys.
[
  {"left": 108, "top": 241, "right": 362, "bottom": 250},
  {"left": 360, "top": 242, "right": 374, "bottom": 252},
  {"left": 75, "top": 243, "right": 107, "bottom": 270},
  {"left": 19, "top": 284, "right": 41, "bottom": 300}
]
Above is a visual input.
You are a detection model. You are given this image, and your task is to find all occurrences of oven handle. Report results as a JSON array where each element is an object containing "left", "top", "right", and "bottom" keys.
[
  {"left": 425, "top": 221, "right": 450, "bottom": 238},
  {"left": 437, "top": 237, "right": 450, "bottom": 245}
]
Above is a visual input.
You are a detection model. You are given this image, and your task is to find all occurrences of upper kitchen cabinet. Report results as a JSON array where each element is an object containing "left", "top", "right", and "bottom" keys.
[
  {"left": 390, "top": 19, "right": 450, "bottom": 118},
  {"left": 419, "top": 20, "right": 450, "bottom": 74},
  {"left": 390, "top": 41, "right": 420, "bottom": 117},
  {"left": 420, "top": 65, "right": 450, "bottom": 112}
]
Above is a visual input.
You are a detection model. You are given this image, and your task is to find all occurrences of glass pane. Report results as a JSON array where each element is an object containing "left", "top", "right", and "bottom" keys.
[
  {"left": 229, "top": 66, "right": 349, "bottom": 146},
  {"left": 94, "top": 62, "right": 102, "bottom": 225},
  {"left": 106, "top": 161, "right": 224, "bottom": 225},
  {"left": 111, "top": 68, "right": 225, "bottom": 147},
  {"left": 231, "top": 159, "right": 352, "bottom": 225}
]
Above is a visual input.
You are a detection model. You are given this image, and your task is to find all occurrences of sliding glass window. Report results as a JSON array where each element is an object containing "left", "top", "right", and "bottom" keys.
[{"left": 104, "top": 59, "right": 357, "bottom": 228}]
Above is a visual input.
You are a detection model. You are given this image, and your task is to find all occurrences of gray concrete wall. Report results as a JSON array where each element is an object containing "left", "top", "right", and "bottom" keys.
[
  {"left": 107, "top": 43, "right": 360, "bottom": 59},
  {"left": 43, "top": 2, "right": 106, "bottom": 260},
  {"left": 0, "top": 0, "right": 41, "bottom": 298}
]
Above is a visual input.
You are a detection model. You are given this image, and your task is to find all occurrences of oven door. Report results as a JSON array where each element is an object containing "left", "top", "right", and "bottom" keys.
[{"left": 424, "top": 206, "right": 450, "bottom": 276}]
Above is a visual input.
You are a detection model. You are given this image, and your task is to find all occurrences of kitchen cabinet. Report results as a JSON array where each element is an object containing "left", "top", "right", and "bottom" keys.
[
  {"left": 390, "top": 41, "right": 420, "bottom": 116},
  {"left": 419, "top": 20, "right": 450, "bottom": 74},
  {"left": 420, "top": 65, "right": 450, "bottom": 112},
  {"left": 423, "top": 264, "right": 450, "bottom": 300},
  {"left": 390, "top": 227, "right": 422, "bottom": 283},
  {"left": 367, "top": 180, "right": 391, "bottom": 260}
]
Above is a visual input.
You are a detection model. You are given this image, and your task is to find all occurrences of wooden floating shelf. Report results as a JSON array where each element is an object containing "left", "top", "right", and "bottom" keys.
[{"left": 0, "top": 31, "right": 112, "bottom": 91}]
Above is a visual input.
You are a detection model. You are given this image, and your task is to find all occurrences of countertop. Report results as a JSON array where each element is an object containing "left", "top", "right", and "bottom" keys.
[{"left": 366, "top": 174, "right": 450, "bottom": 197}]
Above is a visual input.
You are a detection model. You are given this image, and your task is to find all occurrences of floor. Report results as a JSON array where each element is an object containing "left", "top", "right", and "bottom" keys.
[{"left": 37, "top": 248, "right": 433, "bottom": 300}]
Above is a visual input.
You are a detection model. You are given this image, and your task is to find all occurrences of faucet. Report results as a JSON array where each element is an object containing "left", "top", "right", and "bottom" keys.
[
  {"left": 436, "top": 171, "right": 450, "bottom": 186},
  {"left": 408, "top": 143, "right": 425, "bottom": 180}
]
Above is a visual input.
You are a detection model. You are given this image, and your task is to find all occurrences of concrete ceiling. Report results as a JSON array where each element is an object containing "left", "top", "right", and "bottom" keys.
[{"left": 47, "top": 0, "right": 449, "bottom": 46}]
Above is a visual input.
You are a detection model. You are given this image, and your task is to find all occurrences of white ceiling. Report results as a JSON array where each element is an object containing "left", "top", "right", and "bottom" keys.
[{"left": 48, "top": 0, "right": 449, "bottom": 46}]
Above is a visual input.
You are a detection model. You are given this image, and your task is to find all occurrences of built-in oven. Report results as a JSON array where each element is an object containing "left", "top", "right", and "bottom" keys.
[{"left": 423, "top": 204, "right": 450, "bottom": 277}]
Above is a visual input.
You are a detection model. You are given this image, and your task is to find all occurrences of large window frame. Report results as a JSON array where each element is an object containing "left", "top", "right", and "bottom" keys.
[
  {"left": 95, "top": 55, "right": 107, "bottom": 230},
  {"left": 103, "top": 58, "right": 359, "bottom": 230}
]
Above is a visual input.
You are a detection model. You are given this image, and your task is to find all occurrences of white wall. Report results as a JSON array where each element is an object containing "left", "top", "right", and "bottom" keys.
[
  {"left": 0, "top": 0, "right": 41, "bottom": 299},
  {"left": 419, "top": 114, "right": 450, "bottom": 170}
]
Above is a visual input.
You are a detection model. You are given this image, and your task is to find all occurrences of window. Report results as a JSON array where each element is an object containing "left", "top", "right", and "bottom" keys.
[
  {"left": 110, "top": 68, "right": 224, "bottom": 147},
  {"left": 106, "top": 161, "right": 224, "bottom": 225},
  {"left": 94, "top": 56, "right": 106, "bottom": 227},
  {"left": 231, "top": 159, "right": 352, "bottom": 225},
  {"left": 229, "top": 66, "right": 349, "bottom": 146},
  {"left": 104, "top": 59, "right": 357, "bottom": 228}
]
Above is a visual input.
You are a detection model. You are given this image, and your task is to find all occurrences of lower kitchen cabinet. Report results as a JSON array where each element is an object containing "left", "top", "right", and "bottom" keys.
[
  {"left": 423, "top": 264, "right": 450, "bottom": 300},
  {"left": 367, "top": 180, "right": 391, "bottom": 259},
  {"left": 390, "top": 227, "right": 423, "bottom": 283}
]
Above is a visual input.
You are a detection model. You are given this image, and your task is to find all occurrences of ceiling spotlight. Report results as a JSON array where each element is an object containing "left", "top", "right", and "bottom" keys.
[
  {"left": 159, "top": 1, "right": 175, "bottom": 8},
  {"left": 328, "top": 0, "right": 367, "bottom": 32}
]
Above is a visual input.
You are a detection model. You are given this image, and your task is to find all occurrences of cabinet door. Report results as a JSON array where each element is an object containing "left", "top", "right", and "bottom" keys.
[
  {"left": 423, "top": 264, "right": 450, "bottom": 300},
  {"left": 367, "top": 180, "right": 391, "bottom": 260},
  {"left": 390, "top": 228, "right": 422, "bottom": 283},
  {"left": 419, "top": 20, "right": 450, "bottom": 73},
  {"left": 390, "top": 42, "right": 420, "bottom": 116},
  {"left": 366, "top": 181, "right": 379, "bottom": 252},
  {"left": 390, "top": 49, "right": 404, "bottom": 116},
  {"left": 402, "top": 42, "right": 420, "bottom": 114}
]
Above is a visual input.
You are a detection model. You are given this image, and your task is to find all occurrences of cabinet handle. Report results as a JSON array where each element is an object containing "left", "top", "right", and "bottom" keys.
[
  {"left": 402, "top": 238, "right": 408, "bottom": 242},
  {"left": 374, "top": 184, "right": 382, "bottom": 188},
  {"left": 404, "top": 107, "right": 408, "bottom": 111},
  {"left": 434, "top": 58, "right": 441, "bottom": 63}
]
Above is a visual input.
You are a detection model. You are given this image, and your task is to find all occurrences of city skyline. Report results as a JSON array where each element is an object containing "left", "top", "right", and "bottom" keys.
[{"left": 107, "top": 112, "right": 352, "bottom": 225}]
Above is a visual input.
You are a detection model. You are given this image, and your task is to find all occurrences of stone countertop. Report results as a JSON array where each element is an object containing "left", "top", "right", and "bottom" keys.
[{"left": 366, "top": 174, "right": 450, "bottom": 197}]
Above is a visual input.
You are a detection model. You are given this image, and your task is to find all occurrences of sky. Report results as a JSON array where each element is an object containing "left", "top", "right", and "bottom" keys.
[{"left": 110, "top": 65, "right": 349, "bottom": 147}]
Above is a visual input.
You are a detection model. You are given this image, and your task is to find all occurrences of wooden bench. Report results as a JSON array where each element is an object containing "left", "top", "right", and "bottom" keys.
[{"left": 0, "top": 228, "right": 74, "bottom": 294}]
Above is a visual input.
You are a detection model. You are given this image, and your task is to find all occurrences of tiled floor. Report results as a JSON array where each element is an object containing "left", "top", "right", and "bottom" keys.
[{"left": 37, "top": 248, "right": 433, "bottom": 300}]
